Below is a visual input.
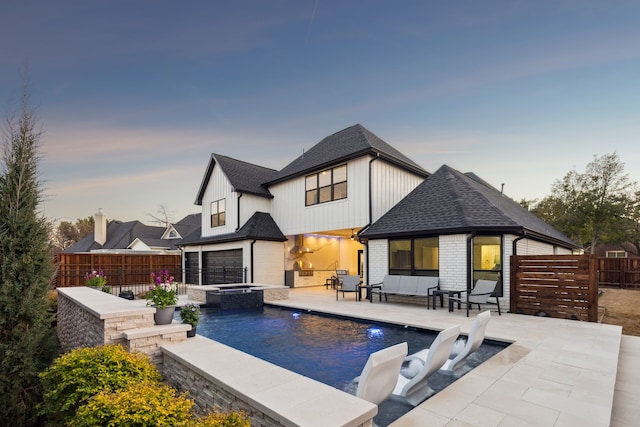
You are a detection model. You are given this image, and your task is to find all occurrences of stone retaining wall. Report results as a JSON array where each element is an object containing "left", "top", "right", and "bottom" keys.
[
  {"left": 56, "top": 287, "right": 189, "bottom": 370},
  {"left": 162, "top": 337, "right": 375, "bottom": 427}
]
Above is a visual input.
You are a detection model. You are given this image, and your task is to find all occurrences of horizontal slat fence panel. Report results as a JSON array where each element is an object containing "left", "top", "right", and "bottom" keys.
[{"left": 510, "top": 254, "right": 598, "bottom": 322}]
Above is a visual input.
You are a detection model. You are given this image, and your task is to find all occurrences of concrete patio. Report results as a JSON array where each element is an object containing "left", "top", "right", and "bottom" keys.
[{"left": 268, "top": 286, "right": 639, "bottom": 426}]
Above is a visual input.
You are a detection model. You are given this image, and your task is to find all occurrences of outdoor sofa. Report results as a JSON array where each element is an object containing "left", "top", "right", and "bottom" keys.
[{"left": 371, "top": 275, "right": 439, "bottom": 302}]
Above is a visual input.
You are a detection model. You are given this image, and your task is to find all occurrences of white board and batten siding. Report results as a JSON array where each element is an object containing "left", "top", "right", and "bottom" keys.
[
  {"left": 200, "top": 165, "right": 235, "bottom": 237},
  {"left": 370, "top": 160, "right": 425, "bottom": 222},
  {"left": 270, "top": 157, "right": 424, "bottom": 235},
  {"left": 200, "top": 165, "right": 274, "bottom": 238},
  {"left": 270, "top": 158, "right": 370, "bottom": 235}
]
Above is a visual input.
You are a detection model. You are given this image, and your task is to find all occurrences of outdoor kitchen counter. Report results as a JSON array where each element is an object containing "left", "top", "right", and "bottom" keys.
[{"left": 284, "top": 269, "right": 335, "bottom": 288}]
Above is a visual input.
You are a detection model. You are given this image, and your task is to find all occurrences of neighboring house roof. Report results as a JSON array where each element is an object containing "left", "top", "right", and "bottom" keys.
[
  {"left": 164, "top": 213, "right": 201, "bottom": 239},
  {"left": 65, "top": 220, "right": 169, "bottom": 252},
  {"left": 594, "top": 242, "right": 640, "bottom": 257},
  {"left": 64, "top": 213, "right": 202, "bottom": 253},
  {"left": 266, "top": 124, "right": 429, "bottom": 184},
  {"left": 195, "top": 154, "right": 278, "bottom": 205},
  {"left": 178, "top": 212, "right": 287, "bottom": 246},
  {"left": 360, "top": 164, "right": 579, "bottom": 249}
]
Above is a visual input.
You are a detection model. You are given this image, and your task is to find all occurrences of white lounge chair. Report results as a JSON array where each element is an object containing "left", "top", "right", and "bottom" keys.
[
  {"left": 403, "top": 311, "right": 491, "bottom": 376},
  {"left": 443, "top": 310, "right": 491, "bottom": 371},
  {"left": 391, "top": 325, "right": 460, "bottom": 406},
  {"left": 354, "top": 342, "right": 408, "bottom": 406}
]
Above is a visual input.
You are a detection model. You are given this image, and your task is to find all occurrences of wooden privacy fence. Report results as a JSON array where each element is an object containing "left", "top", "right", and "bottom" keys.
[
  {"left": 54, "top": 253, "right": 182, "bottom": 290},
  {"left": 510, "top": 254, "right": 598, "bottom": 322},
  {"left": 597, "top": 257, "right": 640, "bottom": 289}
]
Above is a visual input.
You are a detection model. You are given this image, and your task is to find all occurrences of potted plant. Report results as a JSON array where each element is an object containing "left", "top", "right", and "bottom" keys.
[
  {"left": 180, "top": 302, "right": 200, "bottom": 337},
  {"left": 146, "top": 270, "right": 178, "bottom": 325},
  {"left": 85, "top": 270, "right": 111, "bottom": 293}
]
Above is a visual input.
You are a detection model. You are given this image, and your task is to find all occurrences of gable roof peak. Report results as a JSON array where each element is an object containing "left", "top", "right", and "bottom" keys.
[
  {"left": 268, "top": 124, "right": 428, "bottom": 184},
  {"left": 195, "top": 153, "right": 277, "bottom": 205}
]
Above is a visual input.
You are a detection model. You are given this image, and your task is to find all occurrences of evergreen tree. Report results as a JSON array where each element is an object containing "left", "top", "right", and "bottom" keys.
[{"left": 0, "top": 78, "right": 60, "bottom": 425}]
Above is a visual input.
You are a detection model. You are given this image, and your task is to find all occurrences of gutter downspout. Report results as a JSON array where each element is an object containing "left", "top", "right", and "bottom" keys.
[
  {"left": 250, "top": 239, "right": 257, "bottom": 283},
  {"left": 512, "top": 231, "right": 527, "bottom": 256},
  {"left": 236, "top": 193, "right": 243, "bottom": 232},
  {"left": 466, "top": 232, "right": 476, "bottom": 292}
]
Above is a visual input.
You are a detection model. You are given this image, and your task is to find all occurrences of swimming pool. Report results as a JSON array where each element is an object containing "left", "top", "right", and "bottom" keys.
[{"left": 188, "top": 305, "right": 507, "bottom": 426}]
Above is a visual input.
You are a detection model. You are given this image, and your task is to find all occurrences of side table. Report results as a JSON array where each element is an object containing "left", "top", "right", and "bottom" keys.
[
  {"left": 358, "top": 284, "right": 382, "bottom": 302},
  {"left": 431, "top": 289, "right": 462, "bottom": 312}
]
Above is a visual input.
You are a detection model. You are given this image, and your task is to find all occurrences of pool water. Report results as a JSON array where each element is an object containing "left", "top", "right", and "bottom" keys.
[{"left": 186, "top": 305, "right": 507, "bottom": 426}]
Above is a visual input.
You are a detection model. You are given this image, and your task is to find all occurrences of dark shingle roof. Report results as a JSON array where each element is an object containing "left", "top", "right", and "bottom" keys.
[
  {"left": 195, "top": 154, "right": 278, "bottom": 205},
  {"left": 178, "top": 212, "right": 286, "bottom": 246},
  {"left": 267, "top": 124, "right": 428, "bottom": 184},
  {"left": 64, "top": 221, "right": 169, "bottom": 252},
  {"left": 171, "top": 213, "right": 201, "bottom": 238},
  {"left": 360, "top": 165, "right": 579, "bottom": 248}
]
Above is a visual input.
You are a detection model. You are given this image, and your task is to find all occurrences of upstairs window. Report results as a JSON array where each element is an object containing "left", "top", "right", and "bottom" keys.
[
  {"left": 210, "top": 199, "right": 226, "bottom": 227},
  {"left": 305, "top": 165, "right": 347, "bottom": 206}
]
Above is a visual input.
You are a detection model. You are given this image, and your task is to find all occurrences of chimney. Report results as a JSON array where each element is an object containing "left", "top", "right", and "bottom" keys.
[{"left": 94, "top": 208, "right": 107, "bottom": 245}]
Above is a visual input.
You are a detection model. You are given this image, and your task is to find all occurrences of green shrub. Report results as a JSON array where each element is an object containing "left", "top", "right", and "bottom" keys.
[
  {"left": 39, "top": 344, "right": 161, "bottom": 425},
  {"left": 73, "top": 381, "right": 194, "bottom": 427},
  {"left": 192, "top": 410, "right": 251, "bottom": 427}
]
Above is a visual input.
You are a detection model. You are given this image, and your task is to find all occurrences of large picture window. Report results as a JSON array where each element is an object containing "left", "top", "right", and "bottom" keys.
[
  {"left": 389, "top": 237, "right": 438, "bottom": 276},
  {"left": 305, "top": 165, "right": 347, "bottom": 206},
  {"left": 472, "top": 235, "right": 502, "bottom": 296},
  {"left": 210, "top": 199, "right": 226, "bottom": 227}
]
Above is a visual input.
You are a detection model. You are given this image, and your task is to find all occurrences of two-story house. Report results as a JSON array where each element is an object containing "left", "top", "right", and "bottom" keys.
[
  {"left": 179, "top": 124, "right": 428, "bottom": 287},
  {"left": 180, "top": 124, "right": 579, "bottom": 311}
]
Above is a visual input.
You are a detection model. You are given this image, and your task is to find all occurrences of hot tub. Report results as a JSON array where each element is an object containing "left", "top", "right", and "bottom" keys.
[{"left": 205, "top": 285, "right": 263, "bottom": 311}]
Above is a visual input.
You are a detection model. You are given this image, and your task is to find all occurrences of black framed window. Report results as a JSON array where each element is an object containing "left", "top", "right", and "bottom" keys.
[
  {"left": 389, "top": 237, "right": 438, "bottom": 276},
  {"left": 305, "top": 165, "right": 347, "bottom": 206},
  {"left": 210, "top": 199, "right": 226, "bottom": 227}
]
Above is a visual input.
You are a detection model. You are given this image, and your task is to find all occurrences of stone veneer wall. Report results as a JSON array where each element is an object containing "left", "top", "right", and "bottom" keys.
[
  {"left": 56, "top": 287, "right": 189, "bottom": 372},
  {"left": 162, "top": 338, "right": 375, "bottom": 427},
  {"left": 186, "top": 284, "right": 289, "bottom": 304},
  {"left": 57, "top": 289, "right": 112, "bottom": 349},
  {"left": 163, "top": 354, "right": 282, "bottom": 427}
]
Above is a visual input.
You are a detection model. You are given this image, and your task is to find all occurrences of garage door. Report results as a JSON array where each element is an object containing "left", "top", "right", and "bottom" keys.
[{"left": 202, "top": 249, "right": 243, "bottom": 284}]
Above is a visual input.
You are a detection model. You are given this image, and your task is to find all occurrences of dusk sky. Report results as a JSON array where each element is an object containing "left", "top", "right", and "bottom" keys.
[{"left": 2, "top": 1, "right": 639, "bottom": 225}]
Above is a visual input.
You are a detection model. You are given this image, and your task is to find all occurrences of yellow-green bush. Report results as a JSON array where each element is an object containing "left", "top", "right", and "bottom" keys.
[
  {"left": 73, "top": 380, "right": 194, "bottom": 427},
  {"left": 39, "top": 344, "right": 161, "bottom": 425},
  {"left": 192, "top": 410, "right": 251, "bottom": 427}
]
